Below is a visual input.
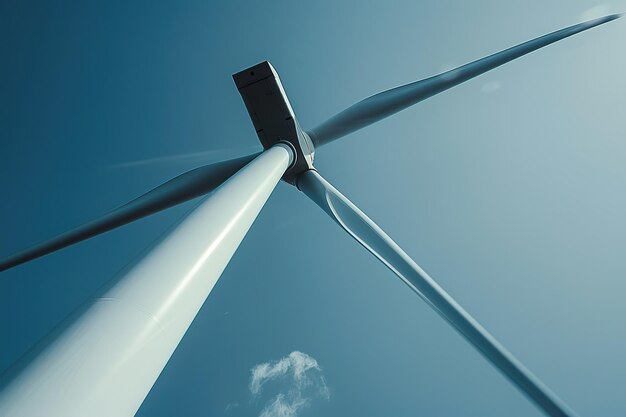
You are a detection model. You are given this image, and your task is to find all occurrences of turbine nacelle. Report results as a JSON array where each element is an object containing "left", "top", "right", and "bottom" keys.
[{"left": 233, "top": 61, "right": 315, "bottom": 184}]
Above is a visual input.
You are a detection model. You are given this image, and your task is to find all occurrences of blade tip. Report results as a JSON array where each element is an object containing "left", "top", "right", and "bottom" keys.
[
  {"left": 578, "top": 13, "right": 622, "bottom": 31},
  {"left": 596, "top": 13, "right": 622, "bottom": 23}
]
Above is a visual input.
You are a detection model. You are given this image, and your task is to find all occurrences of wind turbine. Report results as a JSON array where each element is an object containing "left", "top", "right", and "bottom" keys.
[{"left": 0, "top": 14, "right": 620, "bottom": 417}]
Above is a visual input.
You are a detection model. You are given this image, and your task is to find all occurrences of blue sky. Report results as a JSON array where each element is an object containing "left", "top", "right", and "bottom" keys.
[{"left": 1, "top": 1, "right": 626, "bottom": 416}]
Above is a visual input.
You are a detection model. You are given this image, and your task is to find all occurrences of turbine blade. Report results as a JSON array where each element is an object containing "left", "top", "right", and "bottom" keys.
[
  {"left": 0, "top": 153, "right": 260, "bottom": 272},
  {"left": 298, "top": 169, "right": 579, "bottom": 417},
  {"left": 308, "top": 14, "right": 621, "bottom": 147}
]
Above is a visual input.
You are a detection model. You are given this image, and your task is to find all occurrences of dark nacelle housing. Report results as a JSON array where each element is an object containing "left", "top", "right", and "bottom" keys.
[{"left": 233, "top": 61, "right": 315, "bottom": 184}]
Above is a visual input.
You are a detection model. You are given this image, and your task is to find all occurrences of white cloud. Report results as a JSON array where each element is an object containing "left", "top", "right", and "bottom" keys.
[
  {"left": 250, "top": 351, "right": 330, "bottom": 417},
  {"left": 224, "top": 402, "right": 239, "bottom": 412},
  {"left": 259, "top": 393, "right": 308, "bottom": 417}
]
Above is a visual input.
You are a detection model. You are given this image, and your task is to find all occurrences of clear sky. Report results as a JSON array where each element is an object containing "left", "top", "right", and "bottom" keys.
[{"left": 1, "top": 1, "right": 626, "bottom": 416}]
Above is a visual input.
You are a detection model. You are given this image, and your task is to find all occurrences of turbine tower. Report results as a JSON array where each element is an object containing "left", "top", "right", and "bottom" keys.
[{"left": 0, "top": 14, "right": 621, "bottom": 417}]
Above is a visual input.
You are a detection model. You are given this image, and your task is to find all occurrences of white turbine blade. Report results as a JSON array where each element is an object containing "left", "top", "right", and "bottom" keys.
[
  {"left": 298, "top": 169, "right": 578, "bottom": 417},
  {"left": 0, "top": 144, "right": 293, "bottom": 417},
  {"left": 0, "top": 152, "right": 260, "bottom": 272},
  {"left": 307, "top": 14, "right": 621, "bottom": 147}
]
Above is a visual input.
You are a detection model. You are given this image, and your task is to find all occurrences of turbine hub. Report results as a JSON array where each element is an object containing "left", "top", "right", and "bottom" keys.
[{"left": 233, "top": 61, "right": 314, "bottom": 184}]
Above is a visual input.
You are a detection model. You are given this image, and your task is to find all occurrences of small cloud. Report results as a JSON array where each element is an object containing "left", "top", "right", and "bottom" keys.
[
  {"left": 225, "top": 402, "right": 239, "bottom": 412},
  {"left": 481, "top": 81, "right": 501, "bottom": 94},
  {"left": 259, "top": 393, "right": 307, "bottom": 417},
  {"left": 580, "top": 4, "right": 612, "bottom": 21},
  {"left": 250, "top": 351, "right": 330, "bottom": 417}
]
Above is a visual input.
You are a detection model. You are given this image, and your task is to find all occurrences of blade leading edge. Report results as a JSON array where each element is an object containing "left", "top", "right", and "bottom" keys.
[
  {"left": 0, "top": 153, "right": 260, "bottom": 272},
  {"left": 298, "top": 169, "right": 578, "bottom": 417},
  {"left": 308, "top": 14, "right": 621, "bottom": 147}
]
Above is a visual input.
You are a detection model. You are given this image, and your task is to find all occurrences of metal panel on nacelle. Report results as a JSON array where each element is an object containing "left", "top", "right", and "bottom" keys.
[{"left": 233, "top": 61, "right": 315, "bottom": 184}]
